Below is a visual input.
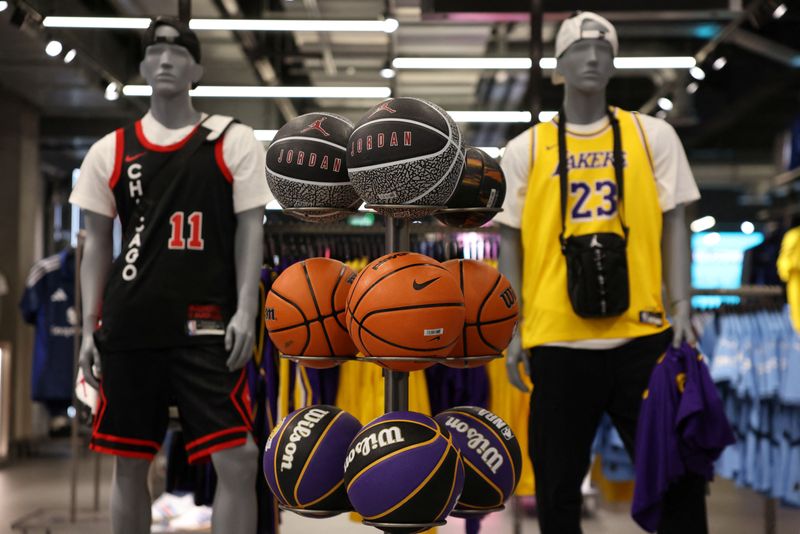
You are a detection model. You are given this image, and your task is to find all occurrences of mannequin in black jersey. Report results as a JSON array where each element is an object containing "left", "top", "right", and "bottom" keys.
[{"left": 76, "top": 20, "right": 261, "bottom": 534}]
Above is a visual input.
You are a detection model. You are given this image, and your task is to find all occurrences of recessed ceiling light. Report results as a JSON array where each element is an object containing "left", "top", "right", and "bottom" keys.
[
  {"left": 686, "top": 82, "right": 699, "bottom": 94},
  {"left": 0, "top": 2, "right": 8, "bottom": 13},
  {"left": 772, "top": 3, "right": 788, "bottom": 19},
  {"left": 63, "top": 49, "right": 77, "bottom": 63},
  {"left": 104, "top": 82, "right": 120, "bottom": 101},
  {"left": 689, "top": 66, "right": 706, "bottom": 80},
  {"left": 657, "top": 97, "right": 674, "bottom": 111},
  {"left": 712, "top": 56, "right": 727, "bottom": 71},
  {"left": 45, "top": 40, "right": 63, "bottom": 57}
]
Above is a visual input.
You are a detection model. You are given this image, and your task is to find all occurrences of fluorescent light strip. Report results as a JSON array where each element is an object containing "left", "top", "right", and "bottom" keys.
[
  {"left": 122, "top": 85, "right": 391, "bottom": 99},
  {"left": 43, "top": 16, "right": 398, "bottom": 33},
  {"left": 448, "top": 111, "right": 531, "bottom": 123},
  {"left": 393, "top": 56, "right": 695, "bottom": 70}
]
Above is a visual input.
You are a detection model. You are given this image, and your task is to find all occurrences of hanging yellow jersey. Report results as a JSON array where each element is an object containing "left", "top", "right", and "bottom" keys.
[
  {"left": 520, "top": 108, "right": 670, "bottom": 347},
  {"left": 778, "top": 227, "right": 800, "bottom": 332}
]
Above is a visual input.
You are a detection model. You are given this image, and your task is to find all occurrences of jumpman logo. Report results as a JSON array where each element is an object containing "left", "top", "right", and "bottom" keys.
[
  {"left": 369, "top": 100, "right": 397, "bottom": 117},
  {"left": 301, "top": 117, "right": 330, "bottom": 137}
]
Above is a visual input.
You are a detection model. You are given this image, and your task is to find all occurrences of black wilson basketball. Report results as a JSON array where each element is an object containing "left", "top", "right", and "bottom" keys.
[
  {"left": 347, "top": 97, "right": 465, "bottom": 209},
  {"left": 435, "top": 147, "right": 506, "bottom": 229},
  {"left": 266, "top": 112, "right": 361, "bottom": 215}
]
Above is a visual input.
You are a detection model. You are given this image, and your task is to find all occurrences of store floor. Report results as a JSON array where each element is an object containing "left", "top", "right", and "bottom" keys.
[{"left": 1, "top": 441, "right": 799, "bottom": 534}]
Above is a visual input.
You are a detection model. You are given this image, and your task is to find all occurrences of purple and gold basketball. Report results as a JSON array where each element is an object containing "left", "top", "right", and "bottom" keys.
[
  {"left": 263, "top": 405, "right": 362, "bottom": 514},
  {"left": 343, "top": 411, "right": 464, "bottom": 532},
  {"left": 434, "top": 406, "right": 522, "bottom": 511}
]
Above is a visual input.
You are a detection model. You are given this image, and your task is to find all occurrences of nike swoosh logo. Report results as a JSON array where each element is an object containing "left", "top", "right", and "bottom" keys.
[
  {"left": 413, "top": 277, "right": 440, "bottom": 291},
  {"left": 125, "top": 151, "right": 146, "bottom": 163},
  {"left": 429, "top": 336, "right": 442, "bottom": 342}
]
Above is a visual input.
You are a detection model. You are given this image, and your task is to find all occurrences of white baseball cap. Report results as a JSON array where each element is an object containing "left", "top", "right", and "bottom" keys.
[{"left": 553, "top": 12, "right": 618, "bottom": 85}]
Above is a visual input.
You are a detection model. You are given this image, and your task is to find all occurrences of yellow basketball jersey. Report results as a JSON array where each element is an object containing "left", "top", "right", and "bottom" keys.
[{"left": 520, "top": 108, "right": 669, "bottom": 347}]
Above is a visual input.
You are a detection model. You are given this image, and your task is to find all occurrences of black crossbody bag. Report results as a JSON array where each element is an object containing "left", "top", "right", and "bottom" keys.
[{"left": 557, "top": 108, "right": 630, "bottom": 318}]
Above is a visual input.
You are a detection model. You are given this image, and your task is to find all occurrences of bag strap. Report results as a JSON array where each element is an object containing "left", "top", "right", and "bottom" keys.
[
  {"left": 558, "top": 107, "right": 628, "bottom": 250},
  {"left": 126, "top": 117, "right": 211, "bottom": 238}
]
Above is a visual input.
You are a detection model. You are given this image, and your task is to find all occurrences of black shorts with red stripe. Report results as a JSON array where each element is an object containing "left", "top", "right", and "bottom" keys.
[{"left": 91, "top": 343, "right": 252, "bottom": 464}]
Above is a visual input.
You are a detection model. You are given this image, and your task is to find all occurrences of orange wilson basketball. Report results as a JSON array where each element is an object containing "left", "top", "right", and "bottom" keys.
[
  {"left": 266, "top": 258, "right": 357, "bottom": 368},
  {"left": 346, "top": 252, "right": 465, "bottom": 371},
  {"left": 441, "top": 259, "right": 519, "bottom": 368}
]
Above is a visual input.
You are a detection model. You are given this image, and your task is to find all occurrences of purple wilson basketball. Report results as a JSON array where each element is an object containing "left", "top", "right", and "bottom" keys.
[
  {"left": 434, "top": 406, "right": 522, "bottom": 510},
  {"left": 263, "top": 405, "right": 362, "bottom": 512},
  {"left": 343, "top": 411, "right": 464, "bottom": 529}
]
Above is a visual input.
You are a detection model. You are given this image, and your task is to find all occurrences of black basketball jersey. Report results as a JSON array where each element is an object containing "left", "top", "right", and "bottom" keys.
[{"left": 94, "top": 116, "right": 239, "bottom": 351}]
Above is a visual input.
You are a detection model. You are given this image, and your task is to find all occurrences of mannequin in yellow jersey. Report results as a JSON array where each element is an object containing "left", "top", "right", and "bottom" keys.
[{"left": 497, "top": 12, "right": 707, "bottom": 534}]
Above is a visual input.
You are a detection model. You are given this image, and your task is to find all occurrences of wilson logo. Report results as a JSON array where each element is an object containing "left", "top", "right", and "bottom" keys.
[
  {"left": 280, "top": 408, "right": 330, "bottom": 471},
  {"left": 344, "top": 426, "right": 404, "bottom": 472},
  {"left": 443, "top": 416, "right": 504, "bottom": 474},
  {"left": 499, "top": 287, "right": 516, "bottom": 308}
]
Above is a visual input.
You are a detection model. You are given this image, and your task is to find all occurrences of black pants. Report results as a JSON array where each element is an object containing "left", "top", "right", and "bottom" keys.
[{"left": 528, "top": 329, "right": 708, "bottom": 534}]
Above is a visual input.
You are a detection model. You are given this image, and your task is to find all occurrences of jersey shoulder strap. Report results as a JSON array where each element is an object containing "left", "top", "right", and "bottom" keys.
[{"left": 203, "top": 115, "right": 238, "bottom": 141}]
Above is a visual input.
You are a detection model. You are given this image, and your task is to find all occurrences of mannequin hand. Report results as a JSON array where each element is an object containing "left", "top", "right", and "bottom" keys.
[
  {"left": 671, "top": 299, "right": 696, "bottom": 348},
  {"left": 225, "top": 309, "right": 255, "bottom": 371},
  {"left": 505, "top": 332, "right": 530, "bottom": 393},
  {"left": 78, "top": 335, "right": 102, "bottom": 390}
]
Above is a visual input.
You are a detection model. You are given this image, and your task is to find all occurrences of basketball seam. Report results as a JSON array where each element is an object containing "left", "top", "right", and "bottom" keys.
[
  {"left": 269, "top": 135, "right": 349, "bottom": 151},
  {"left": 403, "top": 140, "right": 464, "bottom": 205},
  {"left": 466, "top": 313, "right": 519, "bottom": 328},
  {"left": 435, "top": 447, "right": 462, "bottom": 520},
  {"left": 269, "top": 288, "right": 311, "bottom": 356},
  {"left": 265, "top": 169, "right": 351, "bottom": 186},
  {"left": 462, "top": 456, "right": 504, "bottom": 508},
  {"left": 268, "top": 310, "right": 346, "bottom": 334},
  {"left": 347, "top": 140, "right": 460, "bottom": 173},
  {"left": 302, "top": 262, "right": 335, "bottom": 356},
  {"left": 476, "top": 274, "right": 504, "bottom": 353},
  {"left": 348, "top": 262, "right": 449, "bottom": 319},
  {"left": 356, "top": 316, "right": 461, "bottom": 354},
  {"left": 408, "top": 96, "right": 456, "bottom": 143},
  {"left": 345, "top": 433, "right": 441, "bottom": 493},
  {"left": 273, "top": 409, "right": 309, "bottom": 506},
  {"left": 365, "top": 438, "right": 451, "bottom": 520},
  {"left": 350, "top": 117, "right": 448, "bottom": 140},
  {"left": 293, "top": 411, "right": 344, "bottom": 507},
  {"left": 359, "top": 418, "right": 439, "bottom": 434},
  {"left": 459, "top": 261, "right": 467, "bottom": 357},
  {"left": 331, "top": 265, "right": 349, "bottom": 332},
  {"left": 445, "top": 410, "right": 519, "bottom": 488}
]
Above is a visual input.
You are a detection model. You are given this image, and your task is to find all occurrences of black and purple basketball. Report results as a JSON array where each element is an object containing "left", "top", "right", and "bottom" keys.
[
  {"left": 346, "top": 97, "right": 465, "bottom": 210},
  {"left": 263, "top": 405, "right": 362, "bottom": 514},
  {"left": 435, "top": 147, "right": 506, "bottom": 229},
  {"left": 265, "top": 112, "right": 361, "bottom": 216},
  {"left": 343, "top": 411, "right": 464, "bottom": 532},
  {"left": 434, "top": 406, "right": 522, "bottom": 512}
]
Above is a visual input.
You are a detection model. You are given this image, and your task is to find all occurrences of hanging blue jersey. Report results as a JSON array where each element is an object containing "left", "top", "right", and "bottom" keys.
[
  {"left": 711, "top": 316, "right": 739, "bottom": 384},
  {"left": 784, "top": 409, "right": 800, "bottom": 506},
  {"left": 19, "top": 250, "right": 78, "bottom": 403},
  {"left": 782, "top": 328, "right": 800, "bottom": 406}
]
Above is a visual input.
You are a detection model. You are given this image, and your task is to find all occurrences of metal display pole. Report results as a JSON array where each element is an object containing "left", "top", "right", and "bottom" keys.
[{"left": 383, "top": 215, "right": 410, "bottom": 413}]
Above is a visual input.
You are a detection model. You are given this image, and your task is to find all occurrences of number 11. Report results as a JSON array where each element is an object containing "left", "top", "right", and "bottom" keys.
[{"left": 168, "top": 211, "right": 205, "bottom": 250}]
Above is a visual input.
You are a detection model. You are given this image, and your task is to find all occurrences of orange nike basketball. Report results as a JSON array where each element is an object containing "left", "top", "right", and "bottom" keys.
[
  {"left": 441, "top": 259, "right": 519, "bottom": 368},
  {"left": 266, "top": 258, "right": 357, "bottom": 368},
  {"left": 346, "top": 252, "right": 465, "bottom": 371}
]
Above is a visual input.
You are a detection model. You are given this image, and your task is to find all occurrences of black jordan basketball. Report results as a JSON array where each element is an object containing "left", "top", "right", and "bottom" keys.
[
  {"left": 435, "top": 147, "right": 506, "bottom": 229},
  {"left": 265, "top": 112, "right": 361, "bottom": 213}
]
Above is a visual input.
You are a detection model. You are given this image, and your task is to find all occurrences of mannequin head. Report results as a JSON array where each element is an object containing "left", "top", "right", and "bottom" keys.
[
  {"left": 139, "top": 20, "right": 203, "bottom": 97},
  {"left": 555, "top": 18, "right": 616, "bottom": 94}
]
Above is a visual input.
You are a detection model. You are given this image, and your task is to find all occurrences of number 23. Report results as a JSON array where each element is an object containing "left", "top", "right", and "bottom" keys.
[{"left": 570, "top": 180, "right": 618, "bottom": 221}]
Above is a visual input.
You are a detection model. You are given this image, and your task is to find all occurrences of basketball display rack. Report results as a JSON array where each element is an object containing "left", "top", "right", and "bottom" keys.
[{"left": 278, "top": 203, "right": 504, "bottom": 534}]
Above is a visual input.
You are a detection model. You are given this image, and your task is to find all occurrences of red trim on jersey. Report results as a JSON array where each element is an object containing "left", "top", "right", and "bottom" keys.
[
  {"left": 135, "top": 120, "right": 201, "bottom": 153},
  {"left": 214, "top": 137, "right": 234, "bottom": 184},
  {"left": 185, "top": 426, "right": 249, "bottom": 451},
  {"left": 90, "top": 444, "right": 156, "bottom": 461},
  {"left": 187, "top": 438, "right": 247, "bottom": 464},
  {"left": 230, "top": 370, "right": 253, "bottom": 430},
  {"left": 109, "top": 128, "right": 125, "bottom": 189},
  {"left": 93, "top": 384, "right": 108, "bottom": 434},
  {"left": 93, "top": 432, "right": 161, "bottom": 450}
]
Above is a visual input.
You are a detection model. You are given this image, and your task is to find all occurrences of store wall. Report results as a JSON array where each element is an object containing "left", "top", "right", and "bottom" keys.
[{"left": 0, "top": 89, "right": 44, "bottom": 446}]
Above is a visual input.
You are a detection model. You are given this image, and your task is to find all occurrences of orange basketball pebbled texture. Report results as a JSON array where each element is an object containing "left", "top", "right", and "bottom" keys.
[
  {"left": 441, "top": 259, "right": 519, "bottom": 368},
  {"left": 266, "top": 258, "right": 357, "bottom": 368},
  {"left": 346, "top": 252, "right": 466, "bottom": 372}
]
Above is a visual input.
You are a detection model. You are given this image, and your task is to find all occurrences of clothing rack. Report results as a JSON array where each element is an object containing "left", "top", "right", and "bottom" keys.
[{"left": 691, "top": 284, "right": 783, "bottom": 534}]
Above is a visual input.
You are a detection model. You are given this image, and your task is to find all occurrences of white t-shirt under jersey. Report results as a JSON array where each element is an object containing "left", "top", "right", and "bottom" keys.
[
  {"left": 495, "top": 113, "right": 701, "bottom": 350},
  {"left": 70, "top": 112, "right": 272, "bottom": 218}
]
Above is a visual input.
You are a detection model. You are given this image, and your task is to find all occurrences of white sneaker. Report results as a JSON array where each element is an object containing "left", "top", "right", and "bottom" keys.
[
  {"left": 169, "top": 505, "right": 213, "bottom": 531},
  {"left": 151, "top": 492, "right": 195, "bottom": 524}
]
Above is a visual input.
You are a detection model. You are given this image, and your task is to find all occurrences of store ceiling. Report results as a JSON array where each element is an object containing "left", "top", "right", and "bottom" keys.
[{"left": 0, "top": 0, "right": 799, "bottom": 195}]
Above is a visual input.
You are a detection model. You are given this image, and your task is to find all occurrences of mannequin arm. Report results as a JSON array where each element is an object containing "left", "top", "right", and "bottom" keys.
[
  {"left": 225, "top": 207, "right": 264, "bottom": 371},
  {"left": 79, "top": 211, "right": 115, "bottom": 388},
  {"left": 662, "top": 204, "right": 696, "bottom": 348},
  {"left": 498, "top": 224, "right": 530, "bottom": 393}
]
